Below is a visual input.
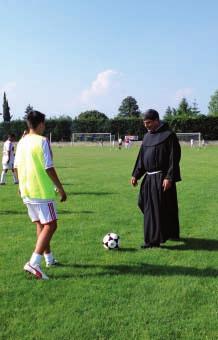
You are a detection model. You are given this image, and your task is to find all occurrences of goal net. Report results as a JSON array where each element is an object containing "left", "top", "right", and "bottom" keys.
[
  {"left": 176, "top": 132, "right": 202, "bottom": 147},
  {"left": 72, "top": 133, "right": 114, "bottom": 145}
]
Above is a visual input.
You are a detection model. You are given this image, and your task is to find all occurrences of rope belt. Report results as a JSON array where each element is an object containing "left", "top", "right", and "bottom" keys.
[{"left": 147, "top": 170, "right": 162, "bottom": 175}]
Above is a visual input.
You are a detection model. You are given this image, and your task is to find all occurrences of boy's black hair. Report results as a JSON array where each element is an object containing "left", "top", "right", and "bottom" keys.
[
  {"left": 26, "top": 110, "right": 45, "bottom": 129},
  {"left": 8, "top": 133, "right": 15, "bottom": 139}
]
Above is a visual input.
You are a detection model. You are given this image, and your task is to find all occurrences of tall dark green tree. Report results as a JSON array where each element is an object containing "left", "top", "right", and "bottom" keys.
[
  {"left": 208, "top": 90, "right": 218, "bottom": 116},
  {"left": 163, "top": 106, "right": 173, "bottom": 121},
  {"left": 191, "top": 100, "right": 201, "bottom": 116},
  {"left": 3, "top": 92, "right": 12, "bottom": 122},
  {"left": 77, "top": 110, "right": 108, "bottom": 120},
  {"left": 23, "top": 104, "right": 33, "bottom": 119},
  {"left": 176, "top": 98, "right": 193, "bottom": 118},
  {"left": 117, "top": 96, "right": 140, "bottom": 118},
  {"left": 164, "top": 99, "right": 200, "bottom": 121},
  {"left": 163, "top": 106, "right": 178, "bottom": 121}
]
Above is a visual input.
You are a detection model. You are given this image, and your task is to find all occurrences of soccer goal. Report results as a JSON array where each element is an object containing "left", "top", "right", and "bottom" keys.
[
  {"left": 72, "top": 133, "right": 114, "bottom": 146},
  {"left": 176, "top": 132, "right": 202, "bottom": 147}
]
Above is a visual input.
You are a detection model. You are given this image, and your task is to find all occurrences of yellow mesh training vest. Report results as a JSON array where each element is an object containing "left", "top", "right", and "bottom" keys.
[{"left": 16, "top": 134, "right": 55, "bottom": 200}]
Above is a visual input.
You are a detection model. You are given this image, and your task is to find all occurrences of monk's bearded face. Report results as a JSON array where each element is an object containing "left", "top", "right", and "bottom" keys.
[{"left": 143, "top": 119, "right": 160, "bottom": 132}]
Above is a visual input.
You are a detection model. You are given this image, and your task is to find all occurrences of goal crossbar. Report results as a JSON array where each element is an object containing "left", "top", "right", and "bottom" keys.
[{"left": 72, "top": 132, "right": 113, "bottom": 145}]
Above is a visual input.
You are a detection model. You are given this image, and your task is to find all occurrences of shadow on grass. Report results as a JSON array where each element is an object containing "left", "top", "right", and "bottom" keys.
[
  {"left": 117, "top": 248, "right": 138, "bottom": 252},
  {"left": 162, "top": 237, "right": 218, "bottom": 251},
  {"left": 62, "top": 183, "right": 74, "bottom": 186},
  {"left": 68, "top": 192, "right": 117, "bottom": 196},
  {"left": 53, "top": 262, "right": 218, "bottom": 279},
  {"left": 0, "top": 210, "right": 26, "bottom": 215},
  {"left": 59, "top": 210, "right": 94, "bottom": 214},
  {"left": 57, "top": 166, "right": 76, "bottom": 169}
]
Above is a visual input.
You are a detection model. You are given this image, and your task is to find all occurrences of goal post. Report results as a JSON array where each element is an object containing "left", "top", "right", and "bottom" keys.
[
  {"left": 72, "top": 133, "right": 114, "bottom": 146},
  {"left": 176, "top": 132, "right": 202, "bottom": 147}
]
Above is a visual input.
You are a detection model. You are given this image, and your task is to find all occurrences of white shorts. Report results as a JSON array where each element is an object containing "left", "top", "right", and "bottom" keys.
[
  {"left": 26, "top": 202, "right": 58, "bottom": 225},
  {"left": 2, "top": 162, "right": 14, "bottom": 170}
]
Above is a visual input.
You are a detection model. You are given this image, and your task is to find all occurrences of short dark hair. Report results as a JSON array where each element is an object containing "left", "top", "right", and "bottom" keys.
[
  {"left": 143, "top": 109, "right": 159, "bottom": 121},
  {"left": 8, "top": 133, "right": 15, "bottom": 139},
  {"left": 26, "top": 110, "right": 45, "bottom": 129}
]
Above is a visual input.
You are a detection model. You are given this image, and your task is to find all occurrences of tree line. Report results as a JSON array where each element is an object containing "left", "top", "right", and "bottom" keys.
[
  {"left": 1, "top": 114, "right": 218, "bottom": 141},
  {"left": 1, "top": 90, "right": 218, "bottom": 140}
]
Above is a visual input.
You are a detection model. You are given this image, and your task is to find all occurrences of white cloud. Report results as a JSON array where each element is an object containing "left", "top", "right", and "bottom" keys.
[
  {"left": 0, "top": 81, "right": 17, "bottom": 95},
  {"left": 80, "top": 69, "right": 119, "bottom": 103},
  {"left": 175, "top": 88, "right": 194, "bottom": 101}
]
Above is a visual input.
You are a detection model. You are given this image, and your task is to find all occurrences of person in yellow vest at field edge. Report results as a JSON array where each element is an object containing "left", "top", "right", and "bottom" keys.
[{"left": 14, "top": 110, "right": 67, "bottom": 280}]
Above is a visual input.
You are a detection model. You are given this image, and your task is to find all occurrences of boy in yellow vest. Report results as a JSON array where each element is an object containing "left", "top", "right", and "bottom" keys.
[{"left": 14, "top": 110, "right": 67, "bottom": 280}]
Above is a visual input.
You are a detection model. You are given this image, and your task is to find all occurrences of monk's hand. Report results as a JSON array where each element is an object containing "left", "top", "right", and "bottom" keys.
[
  {"left": 162, "top": 179, "right": 172, "bottom": 192},
  {"left": 131, "top": 177, "right": 138, "bottom": 187}
]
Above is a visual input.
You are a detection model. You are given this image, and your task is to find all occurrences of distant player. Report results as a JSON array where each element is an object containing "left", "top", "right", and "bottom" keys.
[
  {"left": 14, "top": 110, "right": 67, "bottom": 280},
  {"left": 0, "top": 134, "right": 18, "bottom": 185},
  {"left": 125, "top": 137, "right": 130, "bottom": 149},
  {"left": 118, "top": 137, "right": 122, "bottom": 150},
  {"left": 190, "top": 139, "right": 194, "bottom": 148},
  {"left": 201, "top": 139, "right": 205, "bottom": 148}
]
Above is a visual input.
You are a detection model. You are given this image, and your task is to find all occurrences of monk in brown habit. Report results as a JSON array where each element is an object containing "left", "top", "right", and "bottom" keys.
[{"left": 131, "top": 109, "right": 181, "bottom": 248}]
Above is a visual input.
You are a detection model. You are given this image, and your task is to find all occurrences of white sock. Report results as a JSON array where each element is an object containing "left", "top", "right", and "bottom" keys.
[
  {"left": 44, "top": 252, "right": 54, "bottom": 264},
  {"left": 12, "top": 172, "right": 18, "bottom": 184},
  {"left": 0, "top": 170, "right": 6, "bottom": 184},
  {"left": 30, "top": 252, "right": 42, "bottom": 267}
]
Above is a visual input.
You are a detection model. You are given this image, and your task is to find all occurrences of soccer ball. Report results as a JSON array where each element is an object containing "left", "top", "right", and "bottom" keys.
[{"left": 103, "top": 233, "right": 120, "bottom": 250}]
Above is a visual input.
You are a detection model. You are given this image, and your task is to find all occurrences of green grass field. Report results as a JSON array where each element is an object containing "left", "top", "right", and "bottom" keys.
[{"left": 0, "top": 145, "right": 217, "bottom": 340}]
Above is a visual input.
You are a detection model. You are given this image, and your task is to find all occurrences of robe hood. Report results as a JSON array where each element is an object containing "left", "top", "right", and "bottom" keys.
[{"left": 142, "top": 121, "right": 173, "bottom": 147}]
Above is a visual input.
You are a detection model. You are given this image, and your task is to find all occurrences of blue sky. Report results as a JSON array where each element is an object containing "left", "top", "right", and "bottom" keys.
[{"left": 0, "top": 0, "right": 218, "bottom": 118}]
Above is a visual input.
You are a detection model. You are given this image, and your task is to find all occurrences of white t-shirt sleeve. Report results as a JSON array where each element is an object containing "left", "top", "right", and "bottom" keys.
[
  {"left": 6, "top": 141, "right": 11, "bottom": 152},
  {"left": 2, "top": 141, "right": 11, "bottom": 164},
  {"left": 14, "top": 143, "right": 20, "bottom": 168},
  {"left": 42, "top": 138, "right": 53, "bottom": 169}
]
